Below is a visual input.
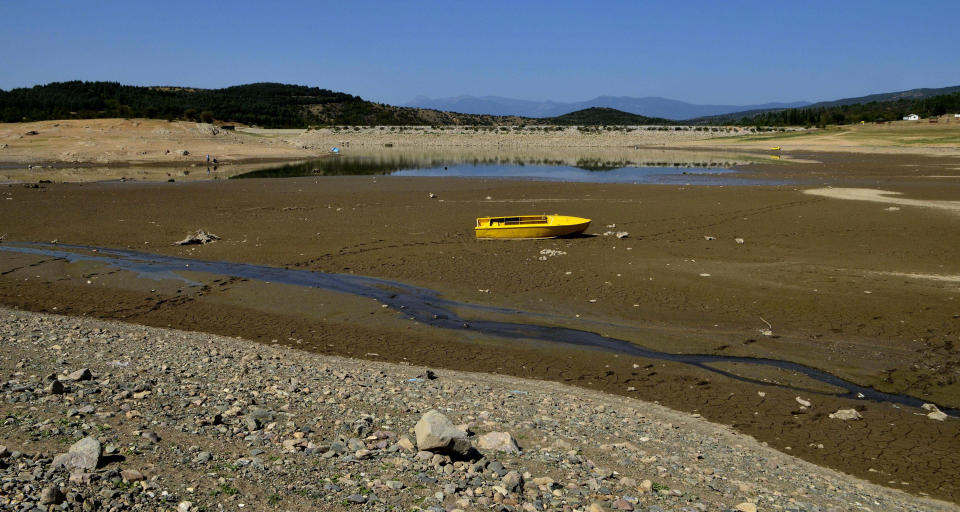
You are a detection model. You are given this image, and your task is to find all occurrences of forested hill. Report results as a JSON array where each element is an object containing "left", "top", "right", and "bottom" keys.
[
  {"left": 0, "top": 81, "right": 536, "bottom": 127},
  {"left": 739, "top": 91, "right": 960, "bottom": 126},
  {"left": 545, "top": 107, "right": 676, "bottom": 125},
  {"left": 694, "top": 86, "right": 960, "bottom": 126}
]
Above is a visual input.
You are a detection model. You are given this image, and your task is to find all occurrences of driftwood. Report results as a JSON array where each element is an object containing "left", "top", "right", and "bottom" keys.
[{"left": 174, "top": 230, "right": 220, "bottom": 246}]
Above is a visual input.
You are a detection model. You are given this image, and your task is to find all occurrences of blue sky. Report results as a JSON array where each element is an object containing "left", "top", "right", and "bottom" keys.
[{"left": 2, "top": 1, "right": 957, "bottom": 105}]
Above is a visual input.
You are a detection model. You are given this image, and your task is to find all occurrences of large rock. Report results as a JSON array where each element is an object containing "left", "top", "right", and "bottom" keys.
[
  {"left": 477, "top": 431, "right": 520, "bottom": 453},
  {"left": 414, "top": 410, "right": 469, "bottom": 455},
  {"left": 828, "top": 409, "right": 862, "bottom": 420},
  {"left": 53, "top": 437, "right": 101, "bottom": 471}
]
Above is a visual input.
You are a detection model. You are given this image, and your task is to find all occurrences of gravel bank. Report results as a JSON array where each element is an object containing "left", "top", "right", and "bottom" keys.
[{"left": 1, "top": 308, "right": 954, "bottom": 511}]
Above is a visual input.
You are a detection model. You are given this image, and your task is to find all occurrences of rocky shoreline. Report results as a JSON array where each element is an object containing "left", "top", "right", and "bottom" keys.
[{"left": 1, "top": 308, "right": 954, "bottom": 511}]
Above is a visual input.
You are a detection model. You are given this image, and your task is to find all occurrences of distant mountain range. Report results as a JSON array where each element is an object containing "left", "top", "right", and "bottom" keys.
[
  {"left": 4, "top": 81, "right": 958, "bottom": 128},
  {"left": 404, "top": 95, "right": 812, "bottom": 120}
]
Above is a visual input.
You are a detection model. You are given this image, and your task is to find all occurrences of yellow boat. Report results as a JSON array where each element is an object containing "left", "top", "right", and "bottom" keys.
[
  {"left": 769, "top": 146, "right": 781, "bottom": 151},
  {"left": 475, "top": 214, "right": 591, "bottom": 239}
]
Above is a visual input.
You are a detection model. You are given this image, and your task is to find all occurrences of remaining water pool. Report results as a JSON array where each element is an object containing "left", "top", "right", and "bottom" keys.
[{"left": 233, "top": 153, "right": 782, "bottom": 185}]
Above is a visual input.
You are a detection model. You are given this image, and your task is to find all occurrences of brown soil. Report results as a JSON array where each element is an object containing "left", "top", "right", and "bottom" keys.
[{"left": 1, "top": 141, "right": 960, "bottom": 501}]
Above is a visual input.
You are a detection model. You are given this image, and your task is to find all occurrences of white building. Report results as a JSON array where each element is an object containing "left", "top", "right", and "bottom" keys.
[{"left": 903, "top": 114, "right": 920, "bottom": 121}]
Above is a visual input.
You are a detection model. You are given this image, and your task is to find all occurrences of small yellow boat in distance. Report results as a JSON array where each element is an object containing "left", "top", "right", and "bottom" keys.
[
  {"left": 769, "top": 146, "right": 781, "bottom": 151},
  {"left": 475, "top": 214, "right": 591, "bottom": 239}
]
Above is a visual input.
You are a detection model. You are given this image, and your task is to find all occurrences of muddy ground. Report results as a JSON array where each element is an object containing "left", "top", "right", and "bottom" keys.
[{"left": 1, "top": 151, "right": 960, "bottom": 502}]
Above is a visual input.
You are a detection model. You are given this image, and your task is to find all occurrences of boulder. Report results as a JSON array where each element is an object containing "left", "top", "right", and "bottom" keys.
[
  {"left": 414, "top": 410, "right": 469, "bottom": 455},
  {"left": 477, "top": 431, "right": 520, "bottom": 454},
  {"left": 53, "top": 437, "right": 101, "bottom": 471}
]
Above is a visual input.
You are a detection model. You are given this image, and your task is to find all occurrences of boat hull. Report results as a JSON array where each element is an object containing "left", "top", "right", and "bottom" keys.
[{"left": 475, "top": 215, "right": 591, "bottom": 239}]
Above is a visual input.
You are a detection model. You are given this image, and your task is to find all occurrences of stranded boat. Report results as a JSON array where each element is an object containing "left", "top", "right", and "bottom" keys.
[{"left": 475, "top": 214, "right": 591, "bottom": 239}]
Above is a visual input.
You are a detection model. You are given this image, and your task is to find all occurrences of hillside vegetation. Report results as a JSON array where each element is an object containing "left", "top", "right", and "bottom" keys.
[
  {"left": 0, "top": 81, "right": 537, "bottom": 128},
  {"left": 697, "top": 88, "right": 960, "bottom": 127},
  {"left": 547, "top": 107, "right": 676, "bottom": 125},
  {"left": 6, "top": 80, "right": 957, "bottom": 129}
]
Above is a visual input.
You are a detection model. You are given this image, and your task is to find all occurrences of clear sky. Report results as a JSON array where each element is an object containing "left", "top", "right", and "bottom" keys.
[{"left": 2, "top": 1, "right": 958, "bottom": 106}]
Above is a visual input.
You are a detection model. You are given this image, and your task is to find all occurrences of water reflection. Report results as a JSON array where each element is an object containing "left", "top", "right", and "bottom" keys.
[
  {"left": 0, "top": 147, "right": 777, "bottom": 184},
  {"left": 232, "top": 148, "right": 777, "bottom": 184}
]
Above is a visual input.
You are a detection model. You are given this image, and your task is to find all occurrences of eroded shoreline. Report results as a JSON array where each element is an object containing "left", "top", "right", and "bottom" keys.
[{"left": 2, "top": 307, "right": 956, "bottom": 511}]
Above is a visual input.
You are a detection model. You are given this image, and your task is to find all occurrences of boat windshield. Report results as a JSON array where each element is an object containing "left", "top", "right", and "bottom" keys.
[{"left": 480, "top": 215, "right": 549, "bottom": 227}]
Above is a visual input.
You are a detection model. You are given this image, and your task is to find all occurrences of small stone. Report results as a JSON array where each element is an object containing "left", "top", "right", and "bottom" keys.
[
  {"left": 795, "top": 396, "right": 811, "bottom": 408},
  {"left": 194, "top": 451, "right": 212, "bottom": 463},
  {"left": 532, "top": 476, "right": 554, "bottom": 487},
  {"left": 639, "top": 480, "right": 653, "bottom": 493},
  {"left": 346, "top": 494, "right": 367, "bottom": 504},
  {"left": 396, "top": 436, "right": 416, "bottom": 452},
  {"left": 47, "top": 379, "right": 65, "bottom": 394},
  {"left": 385, "top": 480, "right": 404, "bottom": 490},
  {"left": 178, "top": 501, "right": 194, "bottom": 512},
  {"left": 66, "top": 368, "right": 93, "bottom": 381},
  {"left": 477, "top": 431, "right": 520, "bottom": 454},
  {"left": 735, "top": 503, "right": 757, "bottom": 512},
  {"left": 40, "top": 486, "right": 65, "bottom": 505},
  {"left": 612, "top": 499, "right": 634, "bottom": 511},
  {"left": 502, "top": 471, "right": 523, "bottom": 493},
  {"left": 141, "top": 430, "right": 161, "bottom": 443},
  {"left": 69, "top": 471, "right": 94, "bottom": 484},
  {"left": 828, "top": 409, "right": 862, "bottom": 420},
  {"left": 121, "top": 469, "right": 145, "bottom": 482},
  {"left": 922, "top": 403, "right": 948, "bottom": 421}
]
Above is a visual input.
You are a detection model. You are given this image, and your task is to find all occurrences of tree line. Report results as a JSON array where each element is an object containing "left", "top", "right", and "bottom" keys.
[{"left": 732, "top": 92, "right": 960, "bottom": 127}]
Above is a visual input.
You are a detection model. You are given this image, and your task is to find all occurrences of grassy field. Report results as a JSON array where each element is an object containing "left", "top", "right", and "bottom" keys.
[{"left": 722, "top": 120, "right": 960, "bottom": 147}]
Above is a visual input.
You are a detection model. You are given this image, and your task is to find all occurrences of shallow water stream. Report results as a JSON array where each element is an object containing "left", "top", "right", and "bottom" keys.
[{"left": 1, "top": 241, "right": 953, "bottom": 416}]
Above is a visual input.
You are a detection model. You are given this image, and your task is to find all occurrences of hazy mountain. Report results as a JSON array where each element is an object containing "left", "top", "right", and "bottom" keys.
[{"left": 404, "top": 95, "right": 811, "bottom": 120}]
